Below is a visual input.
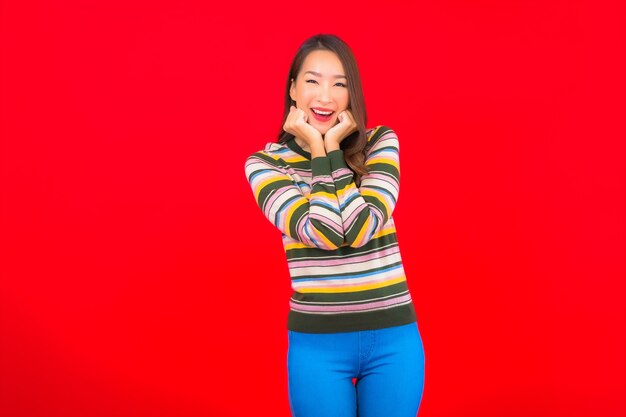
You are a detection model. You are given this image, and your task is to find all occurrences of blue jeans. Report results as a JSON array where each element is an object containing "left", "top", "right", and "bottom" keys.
[{"left": 287, "top": 322, "right": 425, "bottom": 417}]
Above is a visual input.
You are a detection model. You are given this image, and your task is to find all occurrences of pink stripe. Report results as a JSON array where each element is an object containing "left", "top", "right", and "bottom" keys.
[
  {"left": 289, "top": 246, "right": 400, "bottom": 268},
  {"left": 264, "top": 187, "right": 290, "bottom": 215},
  {"left": 311, "top": 175, "right": 334, "bottom": 185},
  {"left": 361, "top": 172, "right": 398, "bottom": 187},
  {"left": 353, "top": 216, "right": 377, "bottom": 247},
  {"left": 341, "top": 213, "right": 392, "bottom": 240},
  {"left": 290, "top": 293, "right": 412, "bottom": 313},
  {"left": 309, "top": 212, "right": 343, "bottom": 234},
  {"left": 343, "top": 206, "right": 363, "bottom": 227},
  {"left": 292, "top": 269, "right": 405, "bottom": 289},
  {"left": 331, "top": 167, "right": 353, "bottom": 179},
  {"left": 297, "top": 214, "right": 342, "bottom": 246},
  {"left": 292, "top": 168, "right": 312, "bottom": 176},
  {"left": 345, "top": 201, "right": 385, "bottom": 229},
  {"left": 371, "top": 131, "right": 396, "bottom": 146}
]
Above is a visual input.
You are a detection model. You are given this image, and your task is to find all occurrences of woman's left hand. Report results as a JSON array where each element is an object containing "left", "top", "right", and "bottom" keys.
[{"left": 324, "top": 109, "right": 358, "bottom": 146}]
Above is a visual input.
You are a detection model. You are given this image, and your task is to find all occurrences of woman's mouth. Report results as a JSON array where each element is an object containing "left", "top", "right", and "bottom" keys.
[{"left": 311, "top": 108, "right": 334, "bottom": 122}]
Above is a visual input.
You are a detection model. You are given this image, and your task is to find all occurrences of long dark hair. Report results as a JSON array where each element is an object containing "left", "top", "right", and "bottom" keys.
[{"left": 277, "top": 33, "right": 370, "bottom": 186}]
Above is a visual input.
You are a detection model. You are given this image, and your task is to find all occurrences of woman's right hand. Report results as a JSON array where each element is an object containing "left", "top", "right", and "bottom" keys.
[{"left": 283, "top": 105, "right": 323, "bottom": 147}]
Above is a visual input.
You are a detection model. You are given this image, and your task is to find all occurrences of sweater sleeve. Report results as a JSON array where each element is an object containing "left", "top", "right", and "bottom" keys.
[
  {"left": 244, "top": 151, "right": 345, "bottom": 250},
  {"left": 327, "top": 126, "right": 401, "bottom": 248}
]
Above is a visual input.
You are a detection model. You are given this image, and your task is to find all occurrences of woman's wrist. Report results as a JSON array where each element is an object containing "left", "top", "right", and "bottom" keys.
[
  {"left": 324, "top": 140, "right": 340, "bottom": 153},
  {"left": 310, "top": 141, "right": 327, "bottom": 159}
]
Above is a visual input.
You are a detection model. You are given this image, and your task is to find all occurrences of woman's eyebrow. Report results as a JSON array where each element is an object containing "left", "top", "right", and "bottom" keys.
[{"left": 304, "top": 70, "right": 347, "bottom": 79}]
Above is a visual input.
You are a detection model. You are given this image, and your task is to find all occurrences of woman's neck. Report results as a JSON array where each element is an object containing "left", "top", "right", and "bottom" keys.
[{"left": 294, "top": 136, "right": 310, "bottom": 152}]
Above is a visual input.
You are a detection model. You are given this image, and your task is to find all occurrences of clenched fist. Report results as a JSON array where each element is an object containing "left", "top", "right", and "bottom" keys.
[{"left": 283, "top": 105, "right": 324, "bottom": 149}]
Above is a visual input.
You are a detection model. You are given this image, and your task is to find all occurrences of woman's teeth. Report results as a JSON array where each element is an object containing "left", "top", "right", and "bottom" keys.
[
  {"left": 311, "top": 110, "right": 333, "bottom": 122},
  {"left": 312, "top": 109, "right": 333, "bottom": 115}
]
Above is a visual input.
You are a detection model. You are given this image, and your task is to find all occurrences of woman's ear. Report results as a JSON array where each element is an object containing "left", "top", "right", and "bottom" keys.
[{"left": 289, "top": 78, "right": 296, "bottom": 102}]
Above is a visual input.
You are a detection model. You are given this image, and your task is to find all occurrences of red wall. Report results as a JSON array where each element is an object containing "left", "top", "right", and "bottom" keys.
[{"left": 2, "top": 1, "right": 624, "bottom": 416}]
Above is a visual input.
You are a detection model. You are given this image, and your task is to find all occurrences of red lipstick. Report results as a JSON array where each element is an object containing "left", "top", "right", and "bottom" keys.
[{"left": 311, "top": 108, "right": 334, "bottom": 123}]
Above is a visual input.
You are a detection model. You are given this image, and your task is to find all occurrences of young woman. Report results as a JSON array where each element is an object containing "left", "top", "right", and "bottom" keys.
[{"left": 244, "top": 33, "right": 425, "bottom": 417}]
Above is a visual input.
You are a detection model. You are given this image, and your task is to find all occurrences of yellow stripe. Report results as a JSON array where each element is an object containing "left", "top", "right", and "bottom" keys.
[
  {"left": 285, "top": 242, "right": 309, "bottom": 250},
  {"left": 372, "top": 225, "right": 395, "bottom": 239},
  {"left": 313, "top": 191, "right": 339, "bottom": 200},
  {"left": 296, "top": 276, "right": 406, "bottom": 293},
  {"left": 361, "top": 189, "right": 391, "bottom": 217},
  {"left": 285, "top": 227, "right": 394, "bottom": 251},
  {"left": 352, "top": 216, "right": 372, "bottom": 246},
  {"left": 282, "top": 155, "right": 308, "bottom": 164},
  {"left": 336, "top": 182, "right": 356, "bottom": 197},
  {"left": 368, "top": 125, "right": 383, "bottom": 142},
  {"left": 284, "top": 224, "right": 395, "bottom": 251},
  {"left": 284, "top": 199, "right": 307, "bottom": 229},
  {"left": 282, "top": 204, "right": 338, "bottom": 249},
  {"left": 366, "top": 157, "right": 398, "bottom": 168},
  {"left": 254, "top": 176, "right": 287, "bottom": 200},
  {"left": 314, "top": 230, "right": 338, "bottom": 249}
]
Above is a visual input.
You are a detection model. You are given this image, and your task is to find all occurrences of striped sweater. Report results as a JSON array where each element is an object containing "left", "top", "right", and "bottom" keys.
[{"left": 244, "top": 125, "right": 417, "bottom": 333}]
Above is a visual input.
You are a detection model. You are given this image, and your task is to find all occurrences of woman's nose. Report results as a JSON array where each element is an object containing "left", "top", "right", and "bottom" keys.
[{"left": 317, "top": 85, "right": 332, "bottom": 102}]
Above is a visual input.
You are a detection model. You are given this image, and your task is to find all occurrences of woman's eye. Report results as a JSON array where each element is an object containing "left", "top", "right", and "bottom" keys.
[{"left": 306, "top": 79, "right": 347, "bottom": 87}]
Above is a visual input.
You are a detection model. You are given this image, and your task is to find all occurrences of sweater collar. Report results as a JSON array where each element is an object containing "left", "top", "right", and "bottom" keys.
[{"left": 286, "top": 137, "right": 311, "bottom": 160}]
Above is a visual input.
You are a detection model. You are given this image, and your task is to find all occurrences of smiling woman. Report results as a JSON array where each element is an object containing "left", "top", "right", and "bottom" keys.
[
  {"left": 290, "top": 56, "right": 349, "bottom": 131},
  {"left": 279, "top": 35, "right": 372, "bottom": 186},
  {"left": 244, "top": 33, "right": 425, "bottom": 417}
]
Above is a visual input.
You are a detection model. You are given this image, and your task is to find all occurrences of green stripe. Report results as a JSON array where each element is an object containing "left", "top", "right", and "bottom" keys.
[
  {"left": 290, "top": 281, "right": 411, "bottom": 303},
  {"left": 287, "top": 302, "right": 417, "bottom": 333},
  {"left": 365, "top": 125, "right": 394, "bottom": 151},
  {"left": 289, "top": 203, "right": 309, "bottom": 238},
  {"left": 344, "top": 209, "right": 372, "bottom": 244},
  {"left": 309, "top": 218, "right": 344, "bottom": 247},
  {"left": 290, "top": 260, "right": 403, "bottom": 280},
  {"left": 285, "top": 232, "right": 399, "bottom": 259},
  {"left": 257, "top": 178, "right": 292, "bottom": 206}
]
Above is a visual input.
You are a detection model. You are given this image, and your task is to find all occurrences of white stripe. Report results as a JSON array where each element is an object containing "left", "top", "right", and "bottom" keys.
[
  {"left": 288, "top": 251, "right": 403, "bottom": 277},
  {"left": 291, "top": 299, "right": 413, "bottom": 315},
  {"left": 291, "top": 267, "right": 406, "bottom": 289}
]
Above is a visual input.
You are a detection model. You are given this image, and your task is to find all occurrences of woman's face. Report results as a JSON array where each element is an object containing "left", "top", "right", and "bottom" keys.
[{"left": 290, "top": 49, "right": 350, "bottom": 135}]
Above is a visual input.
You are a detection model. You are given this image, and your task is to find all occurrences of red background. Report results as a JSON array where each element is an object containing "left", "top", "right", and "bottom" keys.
[{"left": 2, "top": 1, "right": 625, "bottom": 416}]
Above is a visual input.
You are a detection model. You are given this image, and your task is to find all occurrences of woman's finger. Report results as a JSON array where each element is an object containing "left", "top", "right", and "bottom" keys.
[{"left": 346, "top": 109, "right": 356, "bottom": 124}]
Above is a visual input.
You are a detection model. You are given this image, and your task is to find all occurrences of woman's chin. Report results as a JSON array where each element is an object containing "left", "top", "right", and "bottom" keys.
[
  {"left": 311, "top": 124, "right": 329, "bottom": 135},
  {"left": 313, "top": 119, "right": 338, "bottom": 133},
  {"left": 309, "top": 115, "right": 340, "bottom": 135}
]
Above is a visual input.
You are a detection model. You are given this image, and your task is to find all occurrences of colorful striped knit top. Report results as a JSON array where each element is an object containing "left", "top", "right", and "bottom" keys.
[{"left": 244, "top": 125, "right": 417, "bottom": 333}]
